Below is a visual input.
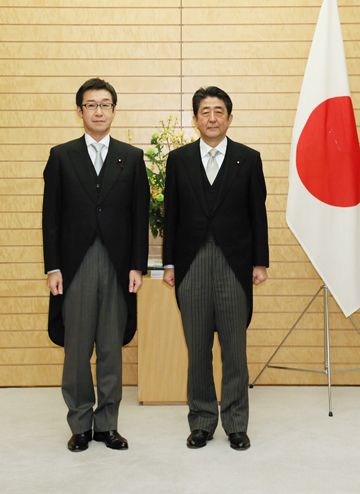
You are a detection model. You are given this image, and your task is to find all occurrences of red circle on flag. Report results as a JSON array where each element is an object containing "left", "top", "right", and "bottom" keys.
[{"left": 296, "top": 96, "right": 360, "bottom": 207}]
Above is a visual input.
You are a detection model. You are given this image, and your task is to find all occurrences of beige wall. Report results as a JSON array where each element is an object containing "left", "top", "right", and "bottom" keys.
[{"left": 0, "top": 0, "right": 359, "bottom": 386}]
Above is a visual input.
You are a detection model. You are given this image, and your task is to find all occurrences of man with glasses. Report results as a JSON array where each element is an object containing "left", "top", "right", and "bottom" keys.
[{"left": 42, "top": 78, "right": 149, "bottom": 452}]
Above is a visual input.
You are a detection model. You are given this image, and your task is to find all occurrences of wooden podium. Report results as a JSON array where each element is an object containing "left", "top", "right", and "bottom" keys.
[{"left": 137, "top": 278, "right": 222, "bottom": 404}]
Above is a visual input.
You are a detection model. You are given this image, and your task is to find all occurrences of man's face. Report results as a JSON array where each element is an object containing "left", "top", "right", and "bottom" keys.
[
  {"left": 77, "top": 89, "right": 116, "bottom": 140},
  {"left": 193, "top": 96, "right": 233, "bottom": 145}
]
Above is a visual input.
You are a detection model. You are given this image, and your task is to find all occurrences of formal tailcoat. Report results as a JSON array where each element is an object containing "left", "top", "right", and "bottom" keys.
[
  {"left": 42, "top": 136, "right": 150, "bottom": 346},
  {"left": 163, "top": 138, "right": 269, "bottom": 326}
]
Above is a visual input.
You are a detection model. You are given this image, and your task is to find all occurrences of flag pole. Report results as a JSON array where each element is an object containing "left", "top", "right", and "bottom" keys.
[
  {"left": 250, "top": 284, "right": 360, "bottom": 416},
  {"left": 323, "top": 285, "right": 333, "bottom": 416}
]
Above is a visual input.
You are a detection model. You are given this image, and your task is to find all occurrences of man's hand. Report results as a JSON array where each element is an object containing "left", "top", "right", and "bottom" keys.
[
  {"left": 163, "top": 268, "right": 175, "bottom": 287},
  {"left": 129, "top": 270, "right": 143, "bottom": 293},
  {"left": 253, "top": 266, "right": 268, "bottom": 285},
  {"left": 47, "top": 271, "right": 63, "bottom": 296}
]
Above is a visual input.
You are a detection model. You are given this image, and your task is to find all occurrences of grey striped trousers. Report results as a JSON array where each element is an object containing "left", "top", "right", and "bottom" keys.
[
  {"left": 178, "top": 237, "right": 249, "bottom": 434},
  {"left": 62, "top": 238, "right": 127, "bottom": 434}
]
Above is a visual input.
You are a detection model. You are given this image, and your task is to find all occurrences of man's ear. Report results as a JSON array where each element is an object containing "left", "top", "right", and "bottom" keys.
[{"left": 76, "top": 106, "right": 83, "bottom": 119}]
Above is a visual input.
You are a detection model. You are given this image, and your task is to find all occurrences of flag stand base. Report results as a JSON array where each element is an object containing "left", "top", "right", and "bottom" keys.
[{"left": 249, "top": 284, "right": 360, "bottom": 416}]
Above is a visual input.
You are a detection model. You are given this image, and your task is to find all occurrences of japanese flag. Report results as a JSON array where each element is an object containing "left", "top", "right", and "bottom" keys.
[{"left": 286, "top": 0, "right": 360, "bottom": 316}]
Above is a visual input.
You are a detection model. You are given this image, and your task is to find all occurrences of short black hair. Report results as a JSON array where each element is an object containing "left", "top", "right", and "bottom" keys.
[
  {"left": 76, "top": 78, "right": 117, "bottom": 107},
  {"left": 192, "top": 86, "right": 233, "bottom": 116}
]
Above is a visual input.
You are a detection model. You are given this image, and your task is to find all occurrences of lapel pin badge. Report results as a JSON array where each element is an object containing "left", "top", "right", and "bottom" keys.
[
  {"left": 118, "top": 158, "right": 124, "bottom": 169},
  {"left": 236, "top": 160, "right": 241, "bottom": 165}
]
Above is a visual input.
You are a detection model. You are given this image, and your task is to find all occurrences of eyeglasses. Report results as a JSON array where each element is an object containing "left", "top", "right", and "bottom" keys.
[{"left": 81, "top": 102, "right": 115, "bottom": 111}]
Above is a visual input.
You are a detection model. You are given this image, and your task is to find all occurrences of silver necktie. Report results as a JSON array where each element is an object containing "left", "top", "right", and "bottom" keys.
[
  {"left": 91, "top": 142, "right": 105, "bottom": 175},
  {"left": 206, "top": 148, "right": 219, "bottom": 185}
]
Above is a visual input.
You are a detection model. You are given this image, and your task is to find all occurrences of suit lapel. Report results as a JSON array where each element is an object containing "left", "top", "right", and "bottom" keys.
[
  {"left": 99, "top": 137, "right": 128, "bottom": 202},
  {"left": 183, "top": 140, "right": 209, "bottom": 216},
  {"left": 212, "top": 138, "right": 245, "bottom": 214},
  {"left": 70, "top": 136, "right": 98, "bottom": 204}
]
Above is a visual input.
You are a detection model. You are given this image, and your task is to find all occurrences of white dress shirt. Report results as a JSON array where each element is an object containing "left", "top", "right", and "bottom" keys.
[
  {"left": 199, "top": 136, "right": 227, "bottom": 171},
  {"left": 85, "top": 133, "right": 110, "bottom": 170}
]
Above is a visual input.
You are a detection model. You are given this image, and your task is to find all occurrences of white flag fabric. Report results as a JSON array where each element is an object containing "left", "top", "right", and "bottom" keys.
[{"left": 286, "top": 0, "right": 360, "bottom": 316}]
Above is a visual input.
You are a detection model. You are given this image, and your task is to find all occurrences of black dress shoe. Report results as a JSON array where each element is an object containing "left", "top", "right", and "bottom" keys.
[
  {"left": 228, "top": 432, "right": 251, "bottom": 450},
  {"left": 93, "top": 430, "right": 128, "bottom": 450},
  {"left": 187, "top": 429, "right": 213, "bottom": 449},
  {"left": 67, "top": 430, "right": 92, "bottom": 452}
]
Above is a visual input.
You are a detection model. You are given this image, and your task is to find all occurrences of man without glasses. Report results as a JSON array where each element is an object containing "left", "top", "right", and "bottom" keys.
[{"left": 163, "top": 86, "right": 269, "bottom": 450}]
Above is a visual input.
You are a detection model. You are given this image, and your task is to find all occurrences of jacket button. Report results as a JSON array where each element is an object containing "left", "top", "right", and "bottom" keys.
[
  {"left": 97, "top": 207, "right": 102, "bottom": 213},
  {"left": 96, "top": 183, "right": 100, "bottom": 189}
]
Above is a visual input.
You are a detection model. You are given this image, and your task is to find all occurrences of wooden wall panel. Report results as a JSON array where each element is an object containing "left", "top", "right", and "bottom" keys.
[
  {"left": 0, "top": 0, "right": 359, "bottom": 387},
  {"left": 0, "top": 0, "right": 181, "bottom": 386},
  {"left": 0, "top": 7, "right": 180, "bottom": 24}
]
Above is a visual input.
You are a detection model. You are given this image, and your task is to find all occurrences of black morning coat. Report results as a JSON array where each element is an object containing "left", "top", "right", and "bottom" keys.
[
  {"left": 42, "top": 136, "right": 150, "bottom": 346},
  {"left": 163, "top": 138, "right": 269, "bottom": 327}
]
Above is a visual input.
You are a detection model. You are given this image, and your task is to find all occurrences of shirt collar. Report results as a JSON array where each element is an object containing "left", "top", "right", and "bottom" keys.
[
  {"left": 200, "top": 137, "right": 227, "bottom": 159},
  {"left": 85, "top": 133, "right": 110, "bottom": 149}
]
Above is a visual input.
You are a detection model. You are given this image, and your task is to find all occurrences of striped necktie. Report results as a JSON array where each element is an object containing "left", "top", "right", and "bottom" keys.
[
  {"left": 206, "top": 148, "right": 219, "bottom": 185},
  {"left": 91, "top": 142, "right": 105, "bottom": 175}
]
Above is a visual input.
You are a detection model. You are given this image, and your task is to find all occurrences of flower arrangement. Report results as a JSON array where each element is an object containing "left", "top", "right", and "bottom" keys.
[{"left": 145, "top": 116, "right": 193, "bottom": 237}]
